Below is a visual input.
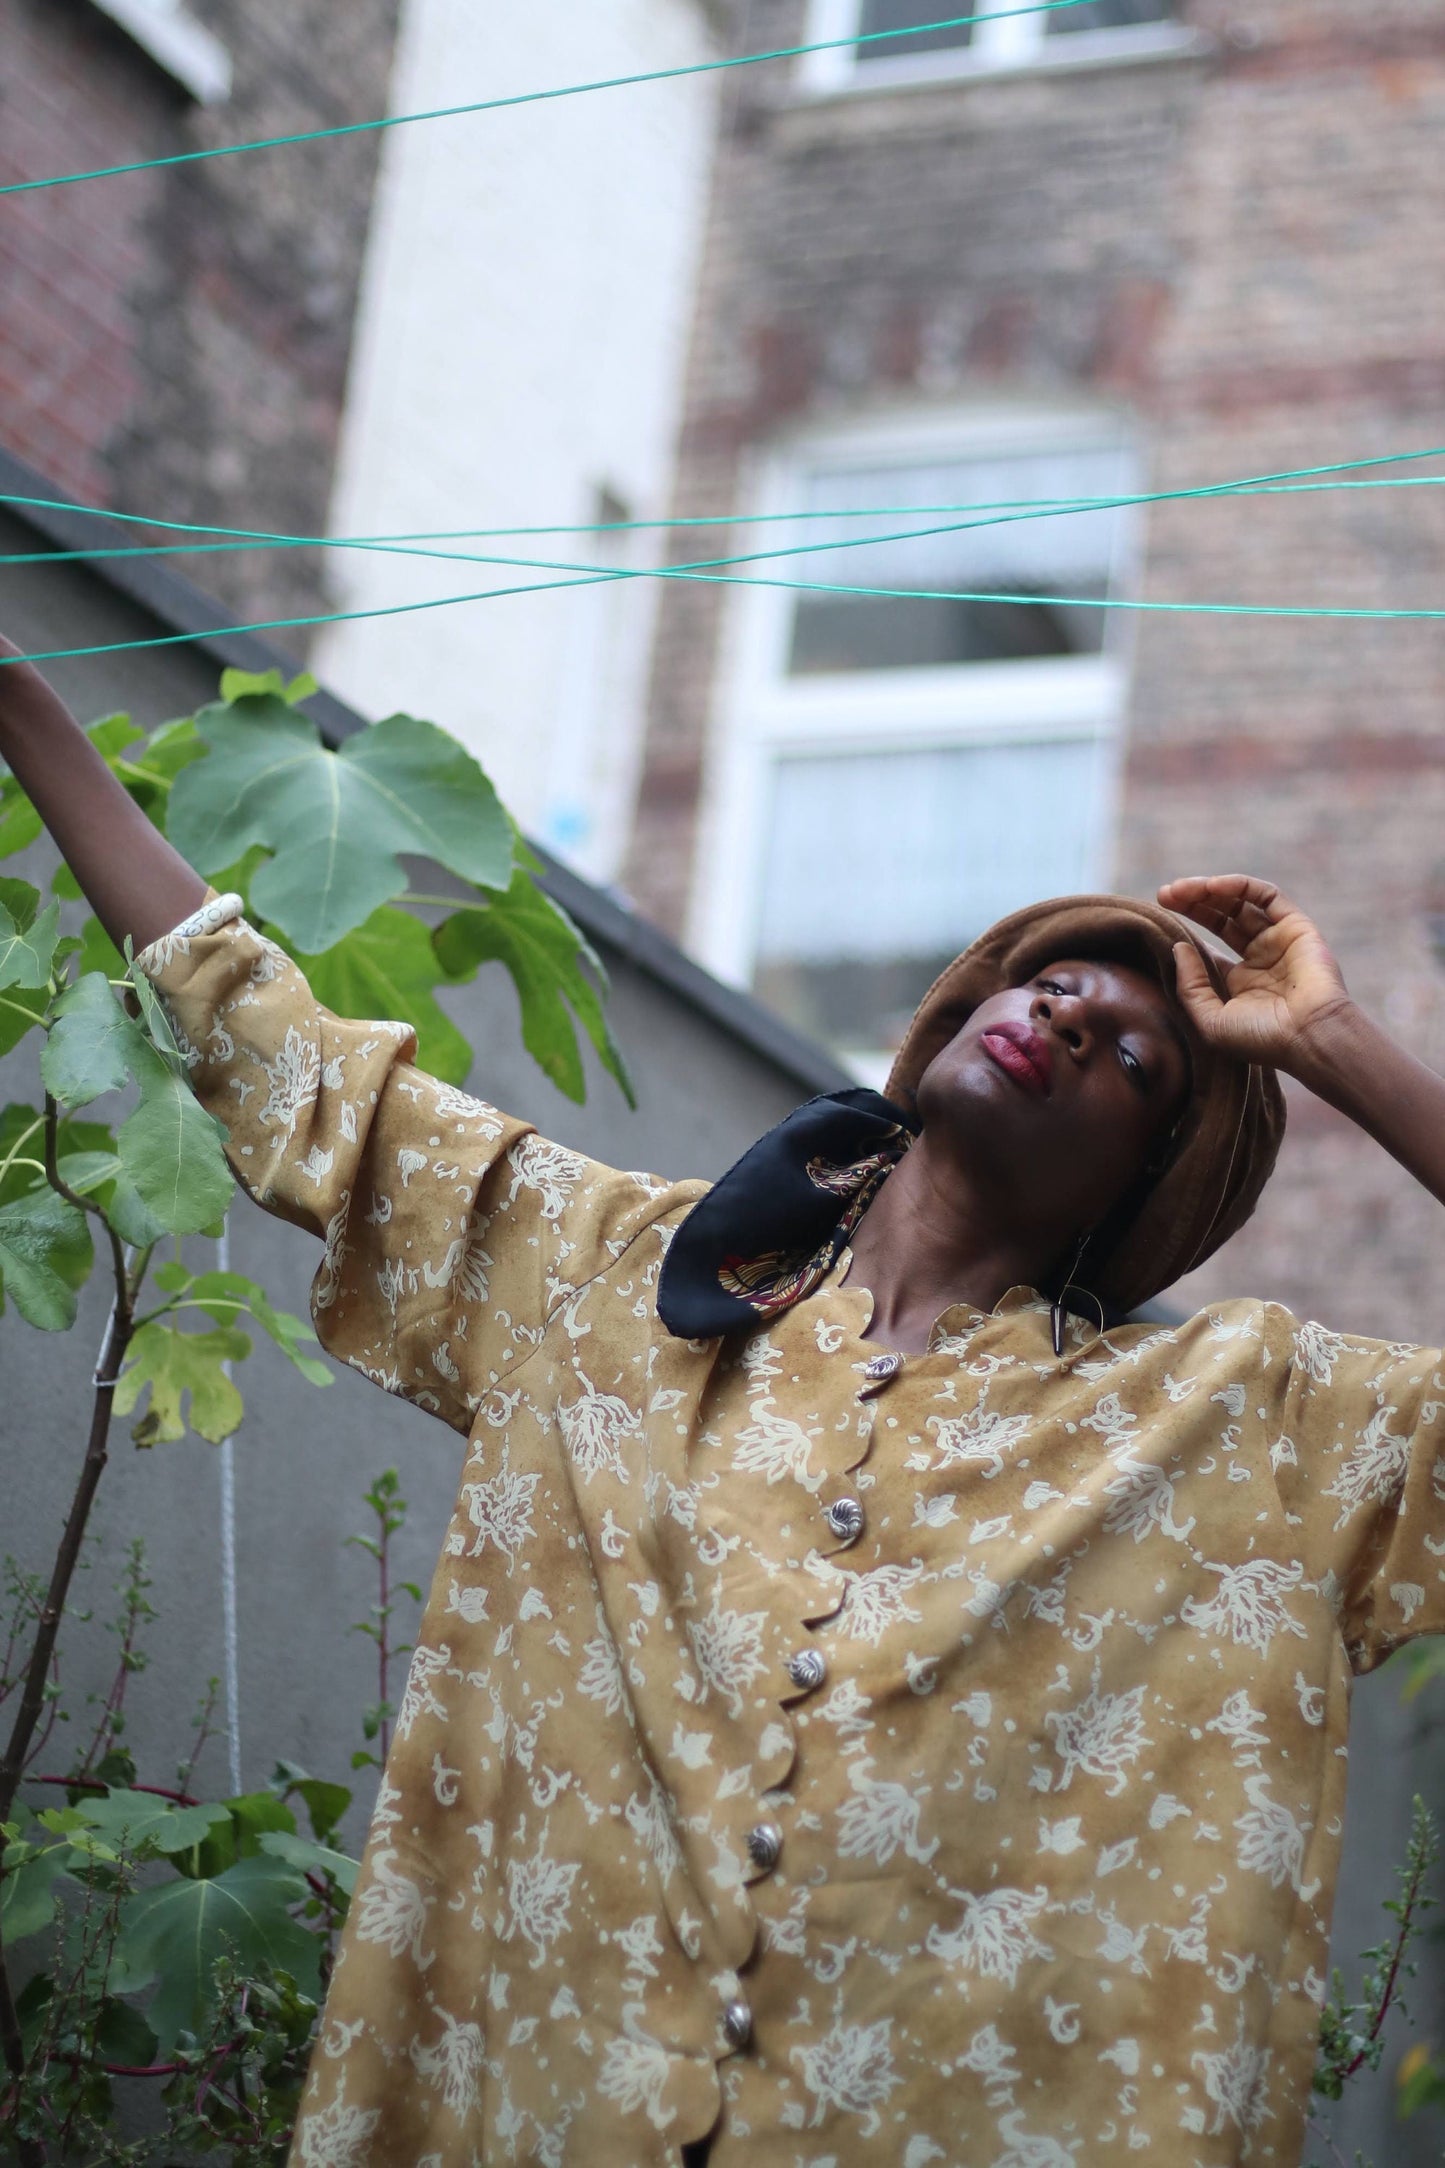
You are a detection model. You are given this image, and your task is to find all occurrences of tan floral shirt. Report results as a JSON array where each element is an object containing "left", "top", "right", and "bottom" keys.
[{"left": 138, "top": 911, "right": 1445, "bottom": 2168}]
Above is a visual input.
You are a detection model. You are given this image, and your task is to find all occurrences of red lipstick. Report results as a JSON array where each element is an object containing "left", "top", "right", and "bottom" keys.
[{"left": 980, "top": 1019, "right": 1053, "bottom": 1095}]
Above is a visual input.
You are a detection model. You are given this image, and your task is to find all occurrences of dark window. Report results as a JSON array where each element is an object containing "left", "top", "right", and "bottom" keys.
[
  {"left": 856, "top": 0, "right": 975, "bottom": 63},
  {"left": 1045, "top": 0, "right": 1172, "bottom": 34},
  {"left": 788, "top": 589, "right": 1107, "bottom": 673}
]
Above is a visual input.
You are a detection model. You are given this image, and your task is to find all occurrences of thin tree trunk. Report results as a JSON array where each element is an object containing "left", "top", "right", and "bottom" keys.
[
  {"left": 0, "top": 1295, "right": 131, "bottom": 1826},
  {"left": 0, "top": 1272, "right": 137, "bottom": 2168}
]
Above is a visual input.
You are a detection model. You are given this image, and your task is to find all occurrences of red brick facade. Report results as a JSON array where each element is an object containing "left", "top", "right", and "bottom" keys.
[
  {"left": 625, "top": 0, "right": 1445, "bottom": 1335},
  {"left": 0, "top": 0, "right": 400, "bottom": 622}
]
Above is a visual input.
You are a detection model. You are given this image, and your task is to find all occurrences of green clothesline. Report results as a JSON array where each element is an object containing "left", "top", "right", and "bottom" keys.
[
  {"left": 0, "top": 444, "right": 1438, "bottom": 663},
  {"left": 0, "top": 2, "right": 1096, "bottom": 199},
  {"left": 6, "top": 546, "right": 1445, "bottom": 675},
  {"left": 2, "top": 445, "right": 1442, "bottom": 584}
]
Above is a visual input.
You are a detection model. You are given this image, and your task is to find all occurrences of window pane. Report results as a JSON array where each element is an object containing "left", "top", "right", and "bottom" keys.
[
  {"left": 856, "top": 0, "right": 975, "bottom": 62},
  {"left": 789, "top": 591, "right": 1107, "bottom": 671},
  {"left": 751, "top": 737, "right": 1104, "bottom": 1064},
  {"left": 784, "top": 444, "right": 1133, "bottom": 673},
  {"left": 1045, "top": 0, "right": 1171, "bottom": 34}
]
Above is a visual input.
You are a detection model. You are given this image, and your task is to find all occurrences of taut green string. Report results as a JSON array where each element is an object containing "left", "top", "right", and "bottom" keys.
[
  {"left": 0, "top": 2, "right": 1099, "bottom": 199},
  {"left": 2, "top": 445, "right": 1442, "bottom": 576},
  {"left": 7, "top": 548, "right": 1445, "bottom": 675}
]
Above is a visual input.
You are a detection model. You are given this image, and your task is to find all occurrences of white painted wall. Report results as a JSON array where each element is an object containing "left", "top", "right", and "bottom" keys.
[{"left": 315, "top": 0, "right": 718, "bottom": 887}]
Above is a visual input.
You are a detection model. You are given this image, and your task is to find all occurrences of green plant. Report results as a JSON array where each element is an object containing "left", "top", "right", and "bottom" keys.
[
  {"left": 346, "top": 1471, "right": 421, "bottom": 1774},
  {"left": 0, "top": 1529, "right": 365, "bottom": 2165},
  {"left": 1313, "top": 1796, "right": 1437, "bottom": 2106},
  {"left": 0, "top": 668, "right": 628, "bottom": 2162},
  {"left": 1304, "top": 1779, "right": 1445, "bottom": 2166}
]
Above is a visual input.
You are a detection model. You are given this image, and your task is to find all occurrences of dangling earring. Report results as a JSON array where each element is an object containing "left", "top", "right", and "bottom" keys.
[{"left": 1051, "top": 1232, "right": 1099, "bottom": 1359}]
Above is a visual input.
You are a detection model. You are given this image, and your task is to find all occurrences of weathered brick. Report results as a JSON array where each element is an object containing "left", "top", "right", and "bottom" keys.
[{"left": 0, "top": 0, "right": 401, "bottom": 626}]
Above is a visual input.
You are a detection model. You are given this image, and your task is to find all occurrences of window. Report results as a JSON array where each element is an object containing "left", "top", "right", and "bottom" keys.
[
  {"left": 690, "top": 415, "right": 1138, "bottom": 1082},
  {"left": 800, "top": 0, "right": 1192, "bottom": 95},
  {"left": 88, "top": 0, "right": 231, "bottom": 104}
]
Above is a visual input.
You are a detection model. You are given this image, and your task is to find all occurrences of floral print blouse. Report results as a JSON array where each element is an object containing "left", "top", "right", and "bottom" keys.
[{"left": 137, "top": 909, "right": 1445, "bottom": 2168}]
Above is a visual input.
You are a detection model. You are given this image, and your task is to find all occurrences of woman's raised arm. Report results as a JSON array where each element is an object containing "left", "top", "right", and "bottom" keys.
[
  {"left": 1160, "top": 872, "right": 1445, "bottom": 1213},
  {"left": 0, "top": 638, "right": 206, "bottom": 952}
]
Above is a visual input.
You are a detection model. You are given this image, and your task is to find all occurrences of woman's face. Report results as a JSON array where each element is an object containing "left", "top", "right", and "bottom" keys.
[{"left": 915, "top": 955, "right": 1193, "bottom": 1238}]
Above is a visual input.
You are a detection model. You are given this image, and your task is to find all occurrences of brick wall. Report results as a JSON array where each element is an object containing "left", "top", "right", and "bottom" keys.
[
  {"left": 624, "top": 0, "right": 1445, "bottom": 1338},
  {"left": 0, "top": 0, "right": 401, "bottom": 627}
]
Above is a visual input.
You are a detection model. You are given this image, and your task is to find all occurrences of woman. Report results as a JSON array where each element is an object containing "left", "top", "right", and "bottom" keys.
[{"left": 5, "top": 643, "right": 1445, "bottom": 2167}]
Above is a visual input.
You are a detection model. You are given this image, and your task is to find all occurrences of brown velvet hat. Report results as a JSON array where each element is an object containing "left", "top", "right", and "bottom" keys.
[{"left": 884, "top": 893, "right": 1288, "bottom": 1315}]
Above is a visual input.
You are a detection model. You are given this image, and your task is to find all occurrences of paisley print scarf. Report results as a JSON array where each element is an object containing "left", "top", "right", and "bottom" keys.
[{"left": 657, "top": 1088, "right": 919, "bottom": 1339}]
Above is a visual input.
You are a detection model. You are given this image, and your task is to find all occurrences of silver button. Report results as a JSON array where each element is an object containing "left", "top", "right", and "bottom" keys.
[
  {"left": 863, "top": 1351, "right": 901, "bottom": 1382},
  {"left": 787, "top": 1648, "right": 827, "bottom": 1694},
  {"left": 746, "top": 1821, "right": 782, "bottom": 1872},
  {"left": 825, "top": 1496, "right": 865, "bottom": 1545},
  {"left": 723, "top": 1997, "right": 752, "bottom": 2051}
]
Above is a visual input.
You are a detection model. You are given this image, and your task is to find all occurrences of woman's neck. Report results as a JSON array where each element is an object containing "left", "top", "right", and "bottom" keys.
[{"left": 846, "top": 1137, "right": 1059, "bottom": 1352}]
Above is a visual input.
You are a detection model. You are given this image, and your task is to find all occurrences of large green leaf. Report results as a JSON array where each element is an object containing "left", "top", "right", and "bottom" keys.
[
  {"left": 94, "top": 1996, "right": 159, "bottom": 2070},
  {"left": 88, "top": 713, "right": 146, "bottom": 762},
  {"left": 0, "top": 896, "right": 59, "bottom": 989},
  {"left": 67, "top": 1788, "right": 231, "bottom": 1859},
  {"left": 259, "top": 1829, "right": 359, "bottom": 1897},
  {"left": 166, "top": 695, "right": 513, "bottom": 952},
  {"left": 220, "top": 666, "right": 317, "bottom": 705},
  {"left": 117, "top": 1057, "right": 233, "bottom": 1238},
  {"left": 434, "top": 870, "right": 635, "bottom": 1107},
  {"left": 0, "top": 768, "right": 42, "bottom": 860},
  {"left": 0, "top": 1843, "right": 76, "bottom": 1943},
  {"left": 188, "top": 1790, "right": 296, "bottom": 1880},
  {"left": 276, "top": 904, "right": 470, "bottom": 1087},
  {"left": 0, "top": 877, "right": 40, "bottom": 931},
  {"left": 271, "top": 1762, "right": 351, "bottom": 1844},
  {"left": 224, "top": 1792, "right": 296, "bottom": 1860},
  {"left": 0, "top": 986, "right": 46, "bottom": 1058},
  {"left": 41, "top": 971, "right": 233, "bottom": 1236},
  {"left": 0, "top": 1186, "right": 93, "bottom": 1330},
  {"left": 115, "top": 1853, "right": 320, "bottom": 2052},
  {"left": 42, "top": 970, "right": 143, "bottom": 1105},
  {"left": 113, "top": 1319, "right": 250, "bottom": 1445},
  {"left": 107, "top": 713, "right": 204, "bottom": 824}
]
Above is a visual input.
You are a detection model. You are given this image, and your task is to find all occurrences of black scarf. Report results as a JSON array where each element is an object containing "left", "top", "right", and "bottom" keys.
[{"left": 657, "top": 1089, "right": 919, "bottom": 1340}]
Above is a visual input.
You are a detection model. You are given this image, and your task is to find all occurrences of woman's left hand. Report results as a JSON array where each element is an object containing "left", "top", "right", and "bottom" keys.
[{"left": 1156, "top": 874, "right": 1353, "bottom": 1073}]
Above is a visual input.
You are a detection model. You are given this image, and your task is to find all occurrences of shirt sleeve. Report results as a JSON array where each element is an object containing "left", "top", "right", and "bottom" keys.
[
  {"left": 1263, "top": 1303, "right": 1445, "bottom": 1672},
  {"left": 135, "top": 908, "right": 694, "bottom": 1434}
]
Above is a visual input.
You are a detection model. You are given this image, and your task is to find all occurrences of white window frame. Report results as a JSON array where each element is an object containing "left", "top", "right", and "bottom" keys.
[
  {"left": 799, "top": 0, "right": 1202, "bottom": 97},
  {"left": 688, "top": 405, "right": 1139, "bottom": 1007},
  {"left": 88, "top": 0, "right": 232, "bottom": 104}
]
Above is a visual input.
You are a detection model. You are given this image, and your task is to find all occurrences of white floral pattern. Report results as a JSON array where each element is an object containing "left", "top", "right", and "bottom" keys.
[
  {"left": 1044, "top": 1673, "right": 1150, "bottom": 1796},
  {"left": 791, "top": 2018, "right": 901, "bottom": 2135},
  {"left": 504, "top": 1837, "right": 580, "bottom": 1966},
  {"left": 925, "top": 1885, "right": 1052, "bottom": 1986}
]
